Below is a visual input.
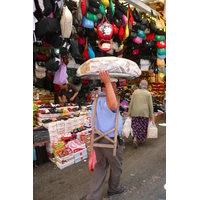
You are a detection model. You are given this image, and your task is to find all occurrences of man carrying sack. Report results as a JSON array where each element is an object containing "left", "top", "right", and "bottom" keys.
[{"left": 86, "top": 70, "right": 126, "bottom": 200}]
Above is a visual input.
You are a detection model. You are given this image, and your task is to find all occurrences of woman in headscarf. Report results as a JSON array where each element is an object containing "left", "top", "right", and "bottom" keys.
[{"left": 128, "top": 80, "right": 154, "bottom": 148}]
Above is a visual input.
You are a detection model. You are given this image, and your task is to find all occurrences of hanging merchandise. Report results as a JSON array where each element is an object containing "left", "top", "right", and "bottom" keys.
[
  {"left": 85, "top": 11, "right": 98, "bottom": 22},
  {"left": 88, "top": 6, "right": 100, "bottom": 15},
  {"left": 139, "top": 24, "right": 146, "bottom": 31},
  {"left": 110, "top": 0, "right": 115, "bottom": 16},
  {"left": 53, "top": 55, "right": 67, "bottom": 85},
  {"left": 76, "top": 0, "right": 82, "bottom": 25},
  {"left": 133, "top": 36, "right": 142, "bottom": 44},
  {"left": 106, "top": 6, "right": 113, "bottom": 24},
  {"left": 81, "top": 0, "right": 87, "bottom": 16},
  {"left": 99, "top": 2, "right": 105, "bottom": 15},
  {"left": 156, "top": 41, "right": 166, "bottom": 48},
  {"left": 155, "top": 15, "right": 165, "bottom": 29},
  {"left": 100, "top": 0, "right": 109, "bottom": 7},
  {"left": 70, "top": 38, "right": 80, "bottom": 58},
  {"left": 115, "top": 1, "right": 127, "bottom": 15},
  {"left": 78, "top": 36, "right": 86, "bottom": 45},
  {"left": 129, "top": 30, "right": 137, "bottom": 39},
  {"left": 36, "top": 52, "right": 48, "bottom": 61},
  {"left": 89, "top": 0, "right": 100, "bottom": 8},
  {"left": 35, "top": 62, "right": 46, "bottom": 79},
  {"left": 118, "top": 24, "right": 124, "bottom": 41},
  {"left": 157, "top": 53, "right": 166, "bottom": 59},
  {"left": 146, "top": 32, "right": 155, "bottom": 40},
  {"left": 99, "top": 39, "right": 112, "bottom": 52},
  {"left": 45, "top": 51, "right": 60, "bottom": 71},
  {"left": 157, "top": 48, "right": 166, "bottom": 55},
  {"left": 144, "top": 40, "right": 156, "bottom": 48},
  {"left": 132, "top": 8, "right": 142, "bottom": 23},
  {"left": 128, "top": 6, "right": 134, "bottom": 31},
  {"left": 77, "top": 26, "right": 86, "bottom": 37},
  {"left": 137, "top": 29, "right": 145, "bottom": 38},
  {"left": 112, "top": 22, "right": 119, "bottom": 35},
  {"left": 35, "top": 17, "right": 61, "bottom": 39},
  {"left": 88, "top": 43, "right": 95, "bottom": 58},
  {"left": 157, "top": 58, "right": 165, "bottom": 67},
  {"left": 155, "top": 34, "right": 165, "bottom": 41},
  {"left": 97, "top": 16, "right": 113, "bottom": 40},
  {"left": 60, "top": 6, "right": 72, "bottom": 38},
  {"left": 82, "top": 16, "right": 94, "bottom": 28},
  {"left": 132, "top": 49, "right": 139, "bottom": 56},
  {"left": 43, "top": 0, "right": 54, "bottom": 16},
  {"left": 83, "top": 38, "right": 90, "bottom": 59}
]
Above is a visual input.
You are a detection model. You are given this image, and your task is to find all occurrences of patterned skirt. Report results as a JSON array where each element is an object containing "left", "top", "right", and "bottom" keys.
[{"left": 131, "top": 116, "right": 149, "bottom": 141}]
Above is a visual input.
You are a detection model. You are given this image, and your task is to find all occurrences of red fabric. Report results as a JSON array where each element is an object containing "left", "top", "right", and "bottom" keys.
[
  {"left": 88, "top": 148, "right": 97, "bottom": 172},
  {"left": 97, "top": 16, "right": 113, "bottom": 40},
  {"left": 118, "top": 24, "right": 124, "bottom": 41},
  {"left": 128, "top": 6, "right": 134, "bottom": 25},
  {"left": 36, "top": 52, "right": 47, "bottom": 61},
  {"left": 81, "top": 0, "right": 86, "bottom": 16},
  {"left": 54, "top": 84, "right": 61, "bottom": 94},
  {"left": 156, "top": 41, "right": 166, "bottom": 48},
  {"left": 112, "top": 22, "right": 119, "bottom": 35},
  {"left": 83, "top": 46, "right": 90, "bottom": 59},
  {"left": 146, "top": 32, "right": 155, "bottom": 41}
]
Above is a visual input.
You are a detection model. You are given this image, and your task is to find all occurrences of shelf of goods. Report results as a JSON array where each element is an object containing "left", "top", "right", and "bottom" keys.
[{"left": 33, "top": 104, "right": 93, "bottom": 170}]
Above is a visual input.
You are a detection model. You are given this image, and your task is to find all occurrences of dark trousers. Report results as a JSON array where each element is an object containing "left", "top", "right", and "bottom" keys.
[{"left": 86, "top": 135, "right": 123, "bottom": 200}]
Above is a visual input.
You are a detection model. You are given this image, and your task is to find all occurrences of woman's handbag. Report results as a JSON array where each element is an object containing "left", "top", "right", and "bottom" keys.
[
  {"left": 146, "top": 32, "right": 155, "bottom": 40},
  {"left": 137, "top": 29, "right": 145, "bottom": 38},
  {"left": 35, "top": 62, "right": 46, "bottom": 79},
  {"left": 133, "top": 36, "right": 142, "bottom": 44},
  {"left": 155, "top": 34, "right": 165, "bottom": 41},
  {"left": 157, "top": 47, "right": 166, "bottom": 55},
  {"left": 155, "top": 15, "right": 165, "bottom": 29},
  {"left": 99, "top": 2, "right": 105, "bottom": 15},
  {"left": 147, "top": 121, "right": 158, "bottom": 139},
  {"left": 132, "top": 49, "right": 139, "bottom": 55},
  {"left": 157, "top": 58, "right": 165, "bottom": 67},
  {"left": 118, "top": 24, "right": 124, "bottom": 41},
  {"left": 112, "top": 22, "right": 119, "bottom": 35},
  {"left": 82, "top": 16, "right": 94, "bottom": 29},
  {"left": 88, "top": 43, "right": 95, "bottom": 58},
  {"left": 99, "top": 39, "right": 112, "bottom": 52},
  {"left": 156, "top": 41, "right": 166, "bottom": 48},
  {"left": 157, "top": 53, "right": 166, "bottom": 59},
  {"left": 85, "top": 11, "right": 98, "bottom": 22},
  {"left": 97, "top": 16, "right": 113, "bottom": 40},
  {"left": 60, "top": 6, "right": 72, "bottom": 38}
]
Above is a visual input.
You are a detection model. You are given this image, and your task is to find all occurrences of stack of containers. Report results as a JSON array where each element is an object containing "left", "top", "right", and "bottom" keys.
[
  {"left": 48, "top": 122, "right": 58, "bottom": 143},
  {"left": 56, "top": 120, "right": 65, "bottom": 140},
  {"left": 65, "top": 118, "right": 73, "bottom": 133}
]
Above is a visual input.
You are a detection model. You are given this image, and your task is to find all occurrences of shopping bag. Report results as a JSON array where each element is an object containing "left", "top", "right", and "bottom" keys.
[
  {"left": 122, "top": 117, "right": 132, "bottom": 138},
  {"left": 88, "top": 149, "right": 97, "bottom": 172},
  {"left": 147, "top": 121, "right": 158, "bottom": 139}
]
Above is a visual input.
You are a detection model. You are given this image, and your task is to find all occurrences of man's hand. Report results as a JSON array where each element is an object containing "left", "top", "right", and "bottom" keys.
[
  {"left": 69, "top": 97, "right": 74, "bottom": 102},
  {"left": 99, "top": 70, "right": 110, "bottom": 85}
]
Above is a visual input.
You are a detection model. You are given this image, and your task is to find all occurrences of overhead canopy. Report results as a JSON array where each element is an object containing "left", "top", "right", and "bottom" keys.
[{"left": 121, "top": 0, "right": 161, "bottom": 16}]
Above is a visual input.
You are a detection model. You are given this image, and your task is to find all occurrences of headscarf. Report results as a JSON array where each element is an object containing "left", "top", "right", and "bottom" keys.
[{"left": 139, "top": 80, "right": 148, "bottom": 89}]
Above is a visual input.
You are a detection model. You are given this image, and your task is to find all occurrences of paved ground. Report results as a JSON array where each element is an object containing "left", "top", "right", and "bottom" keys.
[{"left": 33, "top": 119, "right": 166, "bottom": 200}]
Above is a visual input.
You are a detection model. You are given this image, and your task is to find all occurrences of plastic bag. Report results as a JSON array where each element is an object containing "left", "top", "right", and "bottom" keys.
[
  {"left": 88, "top": 149, "right": 97, "bottom": 172},
  {"left": 147, "top": 121, "right": 158, "bottom": 139},
  {"left": 122, "top": 117, "right": 132, "bottom": 138}
]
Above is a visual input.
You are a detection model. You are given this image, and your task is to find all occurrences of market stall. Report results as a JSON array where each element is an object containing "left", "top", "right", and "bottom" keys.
[{"left": 33, "top": 0, "right": 166, "bottom": 168}]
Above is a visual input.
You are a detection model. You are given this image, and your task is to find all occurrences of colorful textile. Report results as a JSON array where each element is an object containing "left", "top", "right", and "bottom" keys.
[{"left": 131, "top": 116, "right": 149, "bottom": 141}]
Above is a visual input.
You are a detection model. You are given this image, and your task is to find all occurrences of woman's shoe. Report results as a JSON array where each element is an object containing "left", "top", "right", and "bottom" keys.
[{"left": 133, "top": 141, "right": 138, "bottom": 149}]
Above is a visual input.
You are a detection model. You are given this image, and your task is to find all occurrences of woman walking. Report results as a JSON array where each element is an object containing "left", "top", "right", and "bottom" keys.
[{"left": 128, "top": 80, "right": 154, "bottom": 148}]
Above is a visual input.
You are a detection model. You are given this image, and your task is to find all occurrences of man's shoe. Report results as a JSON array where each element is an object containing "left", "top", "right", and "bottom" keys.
[{"left": 107, "top": 186, "right": 126, "bottom": 196}]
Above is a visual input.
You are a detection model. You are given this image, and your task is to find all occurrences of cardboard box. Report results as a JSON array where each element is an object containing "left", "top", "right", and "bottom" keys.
[
  {"left": 74, "top": 148, "right": 87, "bottom": 163},
  {"left": 154, "top": 113, "right": 164, "bottom": 122},
  {"left": 56, "top": 158, "right": 75, "bottom": 170},
  {"left": 56, "top": 153, "right": 74, "bottom": 164}
]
